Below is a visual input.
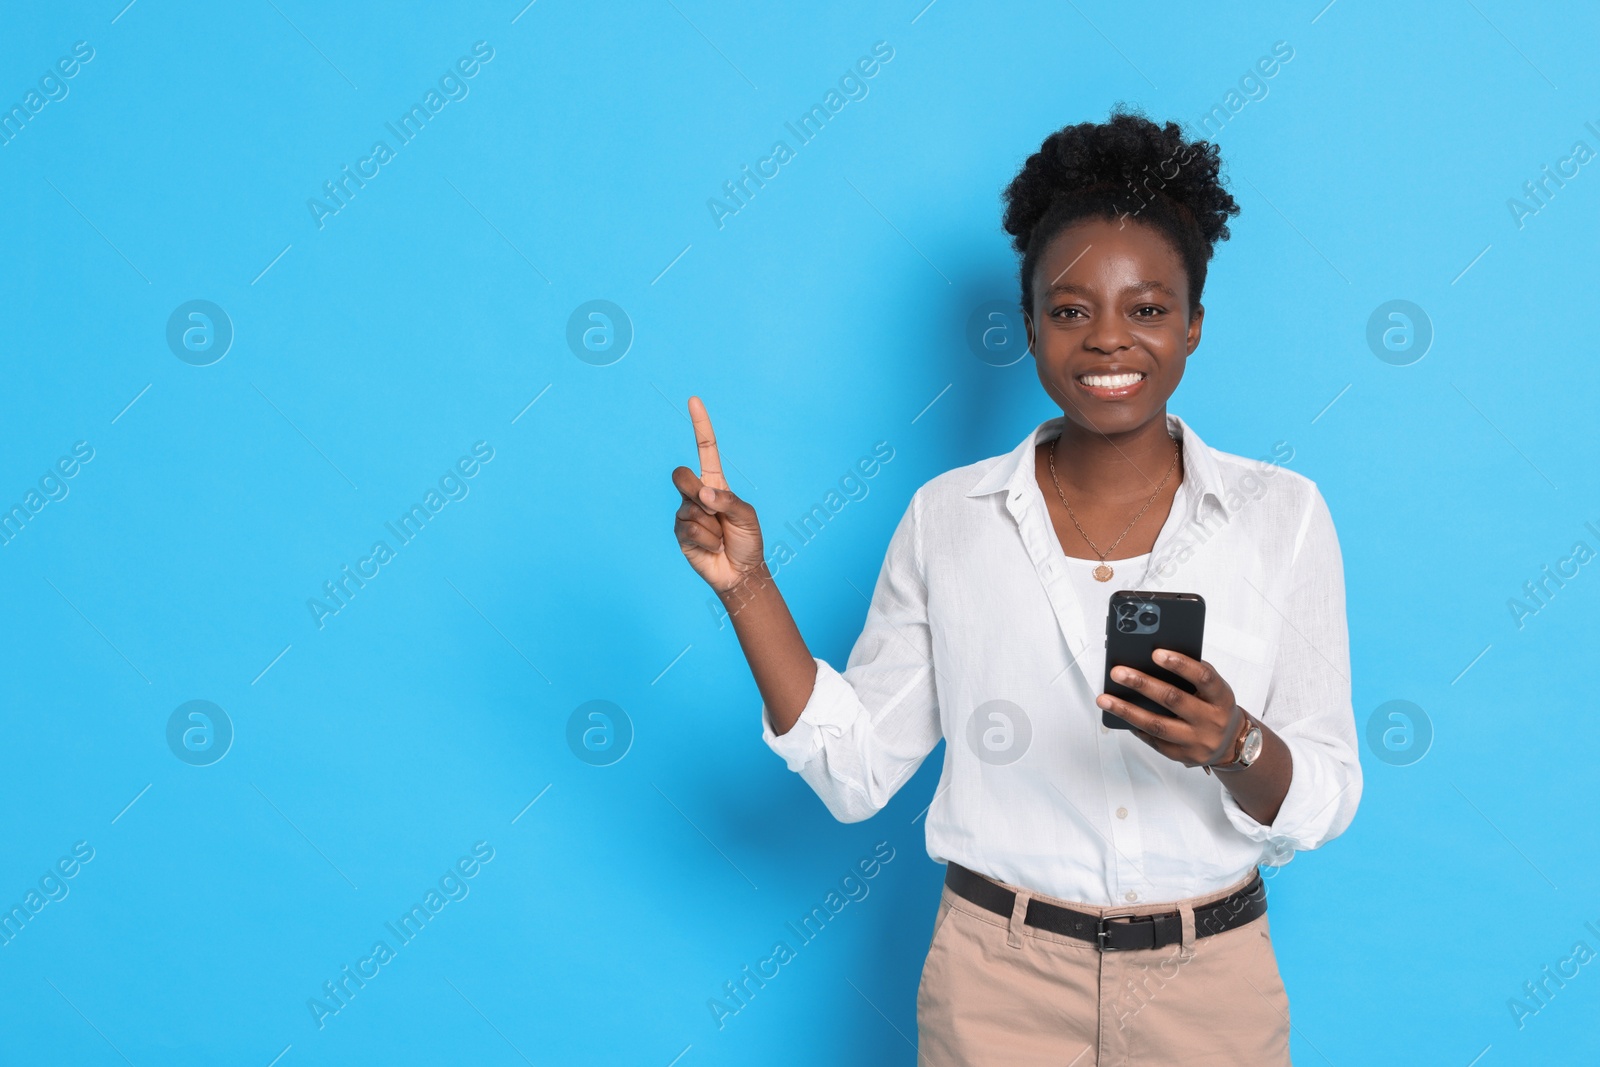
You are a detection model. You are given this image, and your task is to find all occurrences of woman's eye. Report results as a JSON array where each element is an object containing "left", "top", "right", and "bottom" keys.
[
  {"left": 1052, "top": 306, "right": 1082, "bottom": 319},
  {"left": 1135, "top": 306, "right": 1163, "bottom": 317}
]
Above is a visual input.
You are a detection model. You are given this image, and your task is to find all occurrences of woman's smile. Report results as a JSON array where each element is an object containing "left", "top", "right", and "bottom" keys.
[{"left": 1074, "top": 367, "right": 1148, "bottom": 400}]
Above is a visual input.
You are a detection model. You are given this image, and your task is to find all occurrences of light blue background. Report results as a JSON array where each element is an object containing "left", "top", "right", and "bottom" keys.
[{"left": 1, "top": 1, "right": 1596, "bottom": 1063}]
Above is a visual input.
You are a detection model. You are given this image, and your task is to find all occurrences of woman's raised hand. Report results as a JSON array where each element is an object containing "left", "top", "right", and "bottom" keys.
[{"left": 671, "top": 396, "right": 766, "bottom": 594}]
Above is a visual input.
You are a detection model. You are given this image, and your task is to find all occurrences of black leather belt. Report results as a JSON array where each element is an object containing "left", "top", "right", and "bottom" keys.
[{"left": 944, "top": 863, "right": 1266, "bottom": 952}]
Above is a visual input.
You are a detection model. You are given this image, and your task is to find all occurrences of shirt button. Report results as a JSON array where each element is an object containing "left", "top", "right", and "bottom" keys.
[
  {"left": 1116, "top": 807, "right": 1128, "bottom": 819},
  {"left": 1100, "top": 725, "right": 1109, "bottom": 734},
  {"left": 1124, "top": 890, "right": 1138, "bottom": 902}
]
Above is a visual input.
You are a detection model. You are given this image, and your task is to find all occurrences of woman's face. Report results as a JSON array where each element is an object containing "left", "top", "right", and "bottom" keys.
[{"left": 1024, "top": 216, "right": 1203, "bottom": 436}]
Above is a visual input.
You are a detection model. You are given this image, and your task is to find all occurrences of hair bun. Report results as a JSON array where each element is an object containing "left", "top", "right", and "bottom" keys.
[
  {"left": 1001, "top": 105, "right": 1241, "bottom": 312},
  {"left": 1002, "top": 106, "right": 1236, "bottom": 254}
]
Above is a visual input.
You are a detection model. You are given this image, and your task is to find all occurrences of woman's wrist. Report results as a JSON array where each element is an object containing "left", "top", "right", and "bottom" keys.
[
  {"left": 1208, "top": 708, "right": 1254, "bottom": 772},
  {"left": 717, "top": 561, "right": 774, "bottom": 614}
]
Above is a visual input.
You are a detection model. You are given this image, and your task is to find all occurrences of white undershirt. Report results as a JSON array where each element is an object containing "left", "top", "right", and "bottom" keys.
[
  {"left": 1059, "top": 550, "right": 1151, "bottom": 703},
  {"left": 1057, "top": 476, "right": 1188, "bottom": 698}
]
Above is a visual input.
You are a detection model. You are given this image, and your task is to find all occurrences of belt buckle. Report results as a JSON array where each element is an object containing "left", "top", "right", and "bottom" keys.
[{"left": 1095, "top": 912, "right": 1140, "bottom": 951}]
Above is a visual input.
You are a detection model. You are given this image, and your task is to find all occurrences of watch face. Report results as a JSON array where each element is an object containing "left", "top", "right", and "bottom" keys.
[{"left": 1241, "top": 727, "right": 1264, "bottom": 765}]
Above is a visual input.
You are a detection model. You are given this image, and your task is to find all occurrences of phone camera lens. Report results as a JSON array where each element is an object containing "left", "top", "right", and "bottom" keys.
[
  {"left": 1138, "top": 610, "right": 1158, "bottom": 628},
  {"left": 1116, "top": 617, "right": 1136, "bottom": 633}
]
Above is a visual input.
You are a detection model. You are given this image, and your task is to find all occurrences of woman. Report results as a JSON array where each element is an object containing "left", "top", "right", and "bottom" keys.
[{"left": 670, "top": 109, "right": 1361, "bottom": 1065}]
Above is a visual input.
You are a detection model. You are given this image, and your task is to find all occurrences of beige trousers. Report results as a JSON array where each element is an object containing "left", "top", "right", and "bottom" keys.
[{"left": 916, "top": 867, "right": 1292, "bottom": 1066}]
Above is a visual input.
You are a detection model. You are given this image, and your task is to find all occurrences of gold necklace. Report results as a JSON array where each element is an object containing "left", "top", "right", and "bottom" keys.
[{"left": 1047, "top": 433, "right": 1181, "bottom": 582}]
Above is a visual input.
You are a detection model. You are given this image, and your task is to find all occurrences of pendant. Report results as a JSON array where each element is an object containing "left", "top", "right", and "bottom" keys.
[{"left": 1093, "top": 563, "right": 1113, "bottom": 582}]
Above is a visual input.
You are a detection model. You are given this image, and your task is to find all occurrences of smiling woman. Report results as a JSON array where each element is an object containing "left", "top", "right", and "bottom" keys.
[{"left": 670, "top": 106, "right": 1360, "bottom": 1067}]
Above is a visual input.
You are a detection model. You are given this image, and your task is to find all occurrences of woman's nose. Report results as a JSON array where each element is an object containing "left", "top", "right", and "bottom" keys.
[{"left": 1083, "top": 314, "right": 1133, "bottom": 353}]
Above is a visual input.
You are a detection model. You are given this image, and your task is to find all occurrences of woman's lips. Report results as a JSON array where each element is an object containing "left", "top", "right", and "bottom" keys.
[{"left": 1074, "top": 371, "right": 1147, "bottom": 400}]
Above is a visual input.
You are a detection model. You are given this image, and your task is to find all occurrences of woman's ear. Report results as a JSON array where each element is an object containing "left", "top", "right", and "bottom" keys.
[
  {"left": 1023, "top": 311, "right": 1036, "bottom": 354},
  {"left": 1185, "top": 303, "right": 1204, "bottom": 355}
]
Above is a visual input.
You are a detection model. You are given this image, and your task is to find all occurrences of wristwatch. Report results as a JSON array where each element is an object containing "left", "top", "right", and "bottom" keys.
[{"left": 1212, "top": 710, "right": 1263, "bottom": 773}]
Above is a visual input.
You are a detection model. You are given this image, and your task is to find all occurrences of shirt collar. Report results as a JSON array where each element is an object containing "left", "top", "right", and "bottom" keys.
[{"left": 964, "top": 411, "right": 1229, "bottom": 526}]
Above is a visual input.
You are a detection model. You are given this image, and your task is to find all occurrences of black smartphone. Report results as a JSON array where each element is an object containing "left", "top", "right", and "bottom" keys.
[{"left": 1101, "top": 591, "right": 1206, "bottom": 731}]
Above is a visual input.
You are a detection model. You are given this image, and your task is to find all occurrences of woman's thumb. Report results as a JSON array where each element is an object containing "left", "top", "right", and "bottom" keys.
[{"left": 697, "top": 484, "right": 756, "bottom": 527}]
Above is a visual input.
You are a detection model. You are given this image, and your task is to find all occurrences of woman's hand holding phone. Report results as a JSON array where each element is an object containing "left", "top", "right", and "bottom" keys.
[
  {"left": 1102, "top": 651, "right": 1295, "bottom": 825},
  {"left": 1097, "top": 650, "right": 1245, "bottom": 769}
]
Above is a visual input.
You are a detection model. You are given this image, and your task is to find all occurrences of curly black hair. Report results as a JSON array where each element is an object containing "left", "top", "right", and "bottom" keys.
[{"left": 1001, "top": 106, "right": 1241, "bottom": 319}]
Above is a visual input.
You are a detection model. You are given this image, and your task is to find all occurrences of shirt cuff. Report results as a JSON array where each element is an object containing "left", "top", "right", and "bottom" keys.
[
  {"left": 760, "top": 657, "right": 860, "bottom": 773},
  {"left": 1217, "top": 736, "right": 1310, "bottom": 865}
]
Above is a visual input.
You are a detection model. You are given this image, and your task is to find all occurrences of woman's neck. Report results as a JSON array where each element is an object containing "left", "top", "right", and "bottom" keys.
[{"left": 1047, "top": 409, "right": 1183, "bottom": 505}]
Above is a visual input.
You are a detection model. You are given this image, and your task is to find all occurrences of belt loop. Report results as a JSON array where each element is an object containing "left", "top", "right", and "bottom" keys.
[
  {"left": 1178, "top": 903, "right": 1196, "bottom": 959},
  {"left": 1007, "top": 890, "right": 1030, "bottom": 949}
]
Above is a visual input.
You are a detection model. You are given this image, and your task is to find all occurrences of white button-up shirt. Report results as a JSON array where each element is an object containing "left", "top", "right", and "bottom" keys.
[{"left": 761, "top": 412, "right": 1362, "bottom": 906}]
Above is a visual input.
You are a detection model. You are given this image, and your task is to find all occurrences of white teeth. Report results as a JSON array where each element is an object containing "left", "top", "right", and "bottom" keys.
[{"left": 1078, "top": 372, "right": 1145, "bottom": 388}]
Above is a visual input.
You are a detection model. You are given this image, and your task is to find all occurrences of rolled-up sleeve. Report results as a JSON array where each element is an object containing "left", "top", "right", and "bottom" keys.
[
  {"left": 760, "top": 488, "right": 943, "bottom": 823},
  {"left": 1219, "top": 485, "right": 1363, "bottom": 862}
]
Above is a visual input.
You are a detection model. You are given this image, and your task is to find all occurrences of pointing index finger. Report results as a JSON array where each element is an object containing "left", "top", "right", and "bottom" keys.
[{"left": 687, "top": 395, "right": 728, "bottom": 491}]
